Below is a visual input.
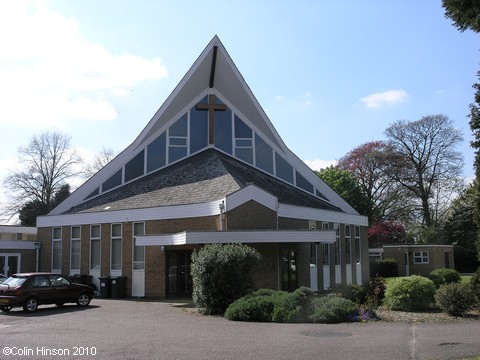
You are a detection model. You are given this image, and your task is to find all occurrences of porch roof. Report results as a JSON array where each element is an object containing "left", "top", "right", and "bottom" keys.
[{"left": 136, "top": 229, "right": 335, "bottom": 247}]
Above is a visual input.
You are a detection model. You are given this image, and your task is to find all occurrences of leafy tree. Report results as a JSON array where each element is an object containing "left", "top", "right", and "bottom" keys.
[
  {"left": 385, "top": 115, "right": 464, "bottom": 228},
  {"left": 368, "top": 220, "right": 408, "bottom": 248},
  {"left": 316, "top": 166, "right": 370, "bottom": 216},
  {"left": 3, "top": 131, "right": 81, "bottom": 222},
  {"left": 442, "top": 0, "right": 480, "bottom": 261},
  {"left": 337, "top": 141, "right": 411, "bottom": 224},
  {"left": 442, "top": 0, "right": 480, "bottom": 33}
]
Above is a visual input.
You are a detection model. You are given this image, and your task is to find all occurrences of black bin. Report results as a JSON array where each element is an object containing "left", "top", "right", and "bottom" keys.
[
  {"left": 98, "top": 276, "right": 111, "bottom": 298},
  {"left": 110, "top": 276, "right": 126, "bottom": 298}
]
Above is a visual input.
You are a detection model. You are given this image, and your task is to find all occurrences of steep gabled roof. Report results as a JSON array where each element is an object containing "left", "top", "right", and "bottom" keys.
[
  {"left": 49, "top": 35, "right": 359, "bottom": 217},
  {"left": 63, "top": 149, "right": 341, "bottom": 215}
]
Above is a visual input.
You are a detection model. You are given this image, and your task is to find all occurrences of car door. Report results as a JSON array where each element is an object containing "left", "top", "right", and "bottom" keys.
[
  {"left": 49, "top": 275, "right": 75, "bottom": 304},
  {"left": 29, "top": 275, "right": 54, "bottom": 304}
]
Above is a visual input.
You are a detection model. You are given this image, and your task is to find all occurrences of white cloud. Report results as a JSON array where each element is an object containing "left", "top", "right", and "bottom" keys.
[
  {"left": 359, "top": 89, "right": 408, "bottom": 110},
  {"left": 303, "top": 158, "right": 337, "bottom": 171},
  {"left": 0, "top": 1, "right": 168, "bottom": 126}
]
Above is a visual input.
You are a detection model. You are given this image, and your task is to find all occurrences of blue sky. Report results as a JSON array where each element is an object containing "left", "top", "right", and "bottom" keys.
[{"left": 0, "top": 0, "right": 478, "bottom": 215}]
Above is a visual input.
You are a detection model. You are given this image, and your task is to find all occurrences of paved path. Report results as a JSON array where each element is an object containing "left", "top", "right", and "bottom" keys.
[{"left": 1, "top": 299, "right": 479, "bottom": 360}]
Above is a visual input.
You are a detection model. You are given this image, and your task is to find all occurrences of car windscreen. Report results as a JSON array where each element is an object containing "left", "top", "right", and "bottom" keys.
[{"left": 1, "top": 276, "right": 28, "bottom": 287}]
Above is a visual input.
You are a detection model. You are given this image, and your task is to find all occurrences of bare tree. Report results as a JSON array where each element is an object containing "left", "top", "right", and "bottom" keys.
[
  {"left": 83, "top": 147, "right": 117, "bottom": 179},
  {"left": 385, "top": 114, "right": 464, "bottom": 227},
  {"left": 3, "top": 131, "right": 82, "bottom": 220}
]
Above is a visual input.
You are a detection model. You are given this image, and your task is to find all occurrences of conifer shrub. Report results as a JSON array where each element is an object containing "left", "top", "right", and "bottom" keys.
[
  {"left": 309, "top": 294, "right": 357, "bottom": 324},
  {"left": 330, "top": 283, "right": 367, "bottom": 305},
  {"left": 471, "top": 267, "right": 480, "bottom": 304},
  {"left": 383, "top": 275, "right": 436, "bottom": 311},
  {"left": 191, "top": 243, "right": 261, "bottom": 315},
  {"left": 428, "top": 268, "right": 461, "bottom": 288},
  {"left": 271, "top": 287, "right": 314, "bottom": 323},
  {"left": 224, "top": 293, "right": 275, "bottom": 322},
  {"left": 435, "top": 282, "right": 477, "bottom": 316}
]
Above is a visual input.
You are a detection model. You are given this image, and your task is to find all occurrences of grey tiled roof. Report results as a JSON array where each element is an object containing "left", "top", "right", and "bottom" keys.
[{"left": 64, "top": 149, "right": 342, "bottom": 214}]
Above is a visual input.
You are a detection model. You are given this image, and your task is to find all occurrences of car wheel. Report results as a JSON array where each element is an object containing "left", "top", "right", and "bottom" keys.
[
  {"left": 77, "top": 293, "right": 91, "bottom": 307},
  {"left": 0, "top": 305, "right": 12, "bottom": 313},
  {"left": 23, "top": 297, "right": 38, "bottom": 313}
]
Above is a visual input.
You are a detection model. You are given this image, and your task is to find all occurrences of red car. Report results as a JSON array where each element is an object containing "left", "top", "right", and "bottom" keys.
[{"left": 0, "top": 273, "right": 94, "bottom": 313}]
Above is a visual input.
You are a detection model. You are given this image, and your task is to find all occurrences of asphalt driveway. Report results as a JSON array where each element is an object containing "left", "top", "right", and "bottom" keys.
[{"left": 1, "top": 299, "right": 479, "bottom": 360}]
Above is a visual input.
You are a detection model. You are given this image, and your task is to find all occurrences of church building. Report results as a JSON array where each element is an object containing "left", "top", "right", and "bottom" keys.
[{"left": 37, "top": 36, "right": 369, "bottom": 298}]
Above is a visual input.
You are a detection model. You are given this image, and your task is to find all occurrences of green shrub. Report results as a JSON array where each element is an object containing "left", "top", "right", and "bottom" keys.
[
  {"left": 224, "top": 294, "right": 274, "bottom": 322},
  {"left": 365, "top": 276, "right": 386, "bottom": 308},
  {"left": 271, "top": 287, "right": 314, "bottom": 323},
  {"left": 435, "top": 283, "right": 477, "bottom": 316},
  {"left": 373, "top": 258, "right": 398, "bottom": 277},
  {"left": 471, "top": 267, "right": 480, "bottom": 305},
  {"left": 191, "top": 243, "right": 261, "bottom": 314},
  {"left": 330, "top": 284, "right": 367, "bottom": 305},
  {"left": 310, "top": 294, "right": 357, "bottom": 323},
  {"left": 429, "top": 268, "right": 461, "bottom": 288},
  {"left": 383, "top": 275, "right": 436, "bottom": 311}
]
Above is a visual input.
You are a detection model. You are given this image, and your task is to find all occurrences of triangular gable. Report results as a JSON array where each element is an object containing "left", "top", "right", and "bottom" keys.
[{"left": 50, "top": 35, "right": 359, "bottom": 216}]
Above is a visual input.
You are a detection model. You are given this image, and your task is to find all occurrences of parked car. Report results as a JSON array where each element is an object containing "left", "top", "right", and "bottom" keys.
[
  {"left": 0, "top": 274, "right": 7, "bottom": 283},
  {"left": 0, "top": 273, "right": 94, "bottom": 313}
]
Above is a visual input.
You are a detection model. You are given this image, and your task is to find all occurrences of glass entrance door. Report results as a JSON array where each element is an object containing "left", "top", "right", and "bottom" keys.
[
  {"left": 167, "top": 251, "right": 192, "bottom": 295},
  {"left": 281, "top": 250, "right": 298, "bottom": 292},
  {"left": 0, "top": 254, "right": 20, "bottom": 277}
]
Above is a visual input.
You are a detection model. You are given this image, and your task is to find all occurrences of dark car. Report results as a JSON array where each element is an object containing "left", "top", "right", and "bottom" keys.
[{"left": 0, "top": 272, "right": 94, "bottom": 313}]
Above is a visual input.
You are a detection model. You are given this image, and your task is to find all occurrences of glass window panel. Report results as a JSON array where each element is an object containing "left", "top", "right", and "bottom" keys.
[
  {"left": 71, "top": 226, "right": 80, "bottom": 239},
  {"left": 111, "top": 238, "right": 122, "bottom": 270},
  {"left": 91, "top": 225, "right": 100, "bottom": 238},
  {"left": 214, "top": 109, "right": 232, "bottom": 154},
  {"left": 169, "top": 114, "right": 187, "bottom": 137},
  {"left": 255, "top": 134, "right": 273, "bottom": 174},
  {"left": 275, "top": 152, "right": 294, "bottom": 184},
  {"left": 125, "top": 150, "right": 145, "bottom": 182},
  {"left": 168, "top": 147, "right": 187, "bottom": 163},
  {"left": 296, "top": 171, "right": 314, "bottom": 193},
  {"left": 323, "top": 244, "right": 330, "bottom": 265},
  {"left": 102, "top": 169, "right": 122, "bottom": 192},
  {"left": 52, "top": 240, "right": 62, "bottom": 269},
  {"left": 133, "top": 222, "right": 145, "bottom": 271},
  {"left": 355, "top": 238, "right": 361, "bottom": 264},
  {"left": 112, "top": 224, "right": 122, "bottom": 237},
  {"left": 147, "top": 132, "right": 166, "bottom": 173},
  {"left": 235, "top": 148, "right": 253, "bottom": 165},
  {"left": 190, "top": 107, "right": 208, "bottom": 153},
  {"left": 169, "top": 137, "right": 187, "bottom": 146},
  {"left": 53, "top": 227, "right": 61, "bottom": 240},
  {"left": 85, "top": 187, "right": 99, "bottom": 200},
  {"left": 90, "top": 240, "right": 100, "bottom": 270},
  {"left": 236, "top": 139, "right": 252, "bottom": 147},
  {"left": 345, "top": 237, "right": 351, "bottom": 264},
  {"left": 235, "top": 116, "right": 252, "bottom": 138},
  {"left": 71, "top": 240, "right": 80, "bottom": 270}
]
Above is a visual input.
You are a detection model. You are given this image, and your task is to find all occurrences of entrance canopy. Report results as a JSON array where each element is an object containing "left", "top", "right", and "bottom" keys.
[{"left": 136, "top": 229, "right": 335, "bottom": 247}]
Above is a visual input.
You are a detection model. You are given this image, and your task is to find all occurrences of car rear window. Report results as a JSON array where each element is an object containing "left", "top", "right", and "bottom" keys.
[{"left": 1, "top": 276, "right": 27, "bottom": 287}]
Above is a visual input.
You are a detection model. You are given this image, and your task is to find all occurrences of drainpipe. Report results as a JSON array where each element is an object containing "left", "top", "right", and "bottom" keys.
[
  {"left": 219, "top": 201, "right": 225, "bottom": 231},
  {"left": 34, "top": 242, "right": 41, "bottom": 272}
]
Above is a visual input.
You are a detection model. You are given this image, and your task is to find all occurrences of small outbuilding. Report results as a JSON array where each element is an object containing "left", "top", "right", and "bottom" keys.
[{"left": 369, "top": 244, "right": 454, "bottom": 277}]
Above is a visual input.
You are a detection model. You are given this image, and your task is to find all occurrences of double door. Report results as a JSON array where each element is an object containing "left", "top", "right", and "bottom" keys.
[
  {"left": 167, "top": 251, "right": 192, "bottom": 295},
  {"left": 0, "top": 254, "right": 20, "bottom": 277}
]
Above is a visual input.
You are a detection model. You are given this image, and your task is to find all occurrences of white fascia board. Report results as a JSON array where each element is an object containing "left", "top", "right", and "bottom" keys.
[
  {"left": 37, "top": 200, "right": 224, "bottom": 228},
  {"left": 278, "top": 203, "right": 368, "bottom": 227},
  {"left": 0, "top": 240, "right": 38, "bottom": 250},
  {"left": 226, "top": 185, "right": 278, "bottom": 212},
  {"left": 137, "top": 229, "right": 335, "bottom": 246},
  {"left": 382, "top": 244, "right": 454, "bottom": 249},
  {"left": 0, "top": 226, "right": 37, "bottom": 235}
]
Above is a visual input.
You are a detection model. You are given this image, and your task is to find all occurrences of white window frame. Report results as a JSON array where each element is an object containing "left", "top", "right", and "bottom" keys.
[
  {"left": 90, "top": 224, "right": 101, "bottom": 271},
  {"left": 344, "top": 224, "right": 351, "bottom": 265},
  {"left": 354, "top": 226, "right": 361, "bottom": 264},
  {"left": 52, "top": 227, "right": 62, "bottom": 272},
  {"left": 70, "top": 226, "right": 81, "bottom": 273},
  {"left": 413, "top": 251, "right": 429, "bottom": 264},
  {"left": 110, "top": 223, "right": 122, "bottom": 271}
]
